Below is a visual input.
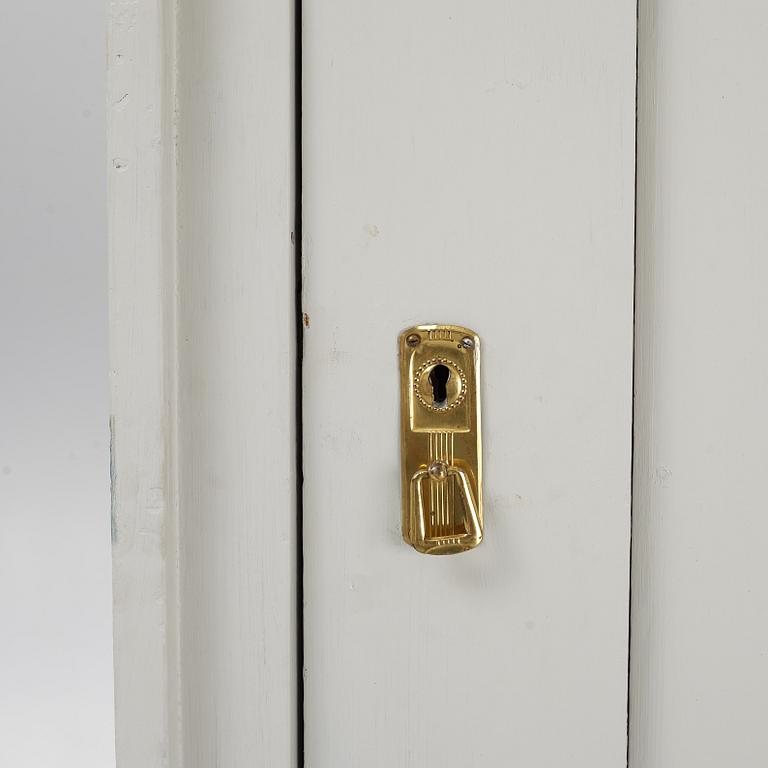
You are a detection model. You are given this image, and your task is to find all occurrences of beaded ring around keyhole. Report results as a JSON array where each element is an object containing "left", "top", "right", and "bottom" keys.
[{"left": 413, "top": 358, "right": 467, "bottom": 412}]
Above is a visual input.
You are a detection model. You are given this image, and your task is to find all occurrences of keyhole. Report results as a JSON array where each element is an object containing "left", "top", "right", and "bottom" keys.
[{"left": 429, "top": 364, "right": 451, "bottom": 408}]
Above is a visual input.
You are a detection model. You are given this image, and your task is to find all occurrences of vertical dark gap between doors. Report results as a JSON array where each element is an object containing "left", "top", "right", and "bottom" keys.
[
  {"left": 294, "top": 0, "right": 305, "bottom": 764},
  {"left": 626, "top": 1, "right": 640, "bottom": 766}
]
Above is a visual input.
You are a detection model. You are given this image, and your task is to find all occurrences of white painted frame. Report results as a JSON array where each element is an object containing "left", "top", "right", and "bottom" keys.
[
  {"left": 108, "top": 0, "right": 297, "bottom": 765},
  {"left": 630, "top": 2, "right": 768, "bottom": 764}
]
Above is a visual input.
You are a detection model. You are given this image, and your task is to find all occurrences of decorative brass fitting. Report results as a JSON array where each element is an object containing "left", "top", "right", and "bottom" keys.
[{"left": 399, "top": 324, "right": 483, "bottom": 554}]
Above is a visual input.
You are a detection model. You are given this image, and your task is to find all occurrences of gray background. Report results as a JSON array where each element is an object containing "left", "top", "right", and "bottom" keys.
[{"left": 0, "top": 1, "right": 115, "bottom": 765}]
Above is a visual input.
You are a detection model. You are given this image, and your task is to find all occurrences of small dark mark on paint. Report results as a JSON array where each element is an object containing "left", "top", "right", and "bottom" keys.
[
  {"left": 291, "top": 231, "right": 295, "bottom": 244},
  {"left": 303, "top": 313, "right": 310, "bottom": 328},
  {"left": 110, "top": 415, "right": 117, "bottom": 544}
]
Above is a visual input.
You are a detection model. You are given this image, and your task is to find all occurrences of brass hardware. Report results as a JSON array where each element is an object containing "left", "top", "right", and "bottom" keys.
[{"left": 399, "top": 324, "right": 483, "bottom": 555}]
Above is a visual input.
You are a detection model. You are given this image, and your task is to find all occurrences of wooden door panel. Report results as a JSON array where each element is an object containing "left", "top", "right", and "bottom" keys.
[{"left": 302, "top": 2, "right": 636, "bottom": 765}]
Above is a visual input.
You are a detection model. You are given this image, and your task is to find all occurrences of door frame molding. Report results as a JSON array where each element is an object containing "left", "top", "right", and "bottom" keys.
[{"left": 108, "top": 0, "right": 297, "bottom": 764}]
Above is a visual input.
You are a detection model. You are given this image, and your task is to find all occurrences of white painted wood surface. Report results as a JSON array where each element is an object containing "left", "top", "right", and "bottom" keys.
[
  {"left": 108, "top": 0, "right": 296, "bottom": 764},
  {"left": 109, "top": 0, "right": 179, "bottom": 762},
  {"left": 630, "top": 3, "right": 768, "bottom": 765},
  {"left": 302, "top": 2, "right": 636, "bottom": 765}
]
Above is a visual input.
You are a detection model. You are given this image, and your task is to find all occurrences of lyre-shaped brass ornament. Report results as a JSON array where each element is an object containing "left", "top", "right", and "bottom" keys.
[{"left": 399, "top": 325, "right": 483, "bottom": 555}]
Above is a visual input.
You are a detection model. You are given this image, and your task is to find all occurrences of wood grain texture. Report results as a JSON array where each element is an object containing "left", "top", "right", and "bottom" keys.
[
  {"left": 302, "top": 2, "right": 636, "bottom": 766},
  {"left": 630, "top": 3, "right": 768, "bottom": 765},
  {"left": 109, "top": 0, "right": 296, "bottom": 765}
]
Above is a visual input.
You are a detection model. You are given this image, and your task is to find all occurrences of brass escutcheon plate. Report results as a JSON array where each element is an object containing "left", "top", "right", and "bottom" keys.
[{"left": 399, "top": 324, "right": 483, "bottom": 555}]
